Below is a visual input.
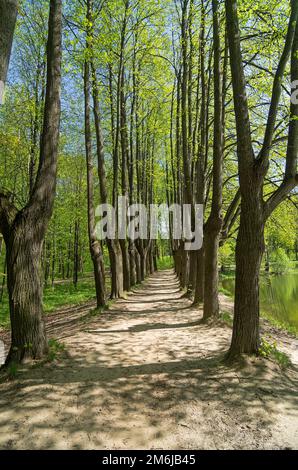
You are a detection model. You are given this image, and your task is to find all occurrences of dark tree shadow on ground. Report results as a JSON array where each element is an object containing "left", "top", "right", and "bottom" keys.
[{"left": 0, "top": 270, "right": 297, "bottom": 450}]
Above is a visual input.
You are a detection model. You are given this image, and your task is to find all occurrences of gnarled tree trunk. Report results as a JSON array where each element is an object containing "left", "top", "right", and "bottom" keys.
[{"left": 0, "top": 0, "right": 62, "bottom": 364}]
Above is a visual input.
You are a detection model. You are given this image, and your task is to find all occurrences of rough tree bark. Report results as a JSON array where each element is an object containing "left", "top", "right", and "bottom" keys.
[
  {"left": 225, "top": 0, "right": 298, "bottom": 357},
  {"left": 203, "top": 0, "right": 224, "bottom": 321},
  {"left": 0, "top": 0, "right": 62, "bottom": 365},
  {"left": 83, "top": 0, "right": 106, "bottom": 307},
  {"left": 91, "top": 53, "right": 124, "bottom": 299},
  {"left": 179, "top": 1, "right": 189, "bottom": 290},
  {"left": 119, "top": 67, "right": 131, "bottom": 291},
  {"left": 84, "top": 47, "right": 106, "bottom": 307},
  {"left": 194, "top": 0, "right": 207, "bottom": 304}
]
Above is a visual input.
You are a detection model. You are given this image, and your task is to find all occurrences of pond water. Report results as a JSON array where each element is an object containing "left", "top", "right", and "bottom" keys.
[{"left": 221, "top": 272, "right": 298, "bottom": 330}]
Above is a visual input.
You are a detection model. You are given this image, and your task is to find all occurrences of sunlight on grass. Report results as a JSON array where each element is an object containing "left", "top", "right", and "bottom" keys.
[
  {"left": 0, "top": 279, "right": 97, "bottom": 329},
  {"left": 157, "top": 256, "right": 174, "bottom": 270},
  {"left": 44, "top": 280, "right": 96, "bottom": 312}
]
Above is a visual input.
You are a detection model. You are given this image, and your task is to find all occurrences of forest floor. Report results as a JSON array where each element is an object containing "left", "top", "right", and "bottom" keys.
[{"left": 0, "top": 269, "right": 297, "bottom": 450}]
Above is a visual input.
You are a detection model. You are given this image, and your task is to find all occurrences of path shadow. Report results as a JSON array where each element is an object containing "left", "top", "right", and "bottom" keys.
[{"left": 0, "top": 269, "right": 297, "bottom": 450}]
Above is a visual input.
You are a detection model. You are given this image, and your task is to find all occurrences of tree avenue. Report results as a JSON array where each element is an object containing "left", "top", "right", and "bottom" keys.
[{"left": 0, "top": 0, "right": 297, "bottom": 368}]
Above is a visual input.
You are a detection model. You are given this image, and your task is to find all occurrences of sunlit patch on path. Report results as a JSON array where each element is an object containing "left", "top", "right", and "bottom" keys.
[{"left": 0, "top": 270, "right": 297, "bottom": 450}]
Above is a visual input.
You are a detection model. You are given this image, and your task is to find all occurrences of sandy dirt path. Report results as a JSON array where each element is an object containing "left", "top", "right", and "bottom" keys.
[{"left": 0, "top": 269, "right": 297, "bottom": 450}]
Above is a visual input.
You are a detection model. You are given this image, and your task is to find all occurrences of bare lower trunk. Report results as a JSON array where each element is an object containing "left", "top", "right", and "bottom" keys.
[
  {"left": 129, "top": 241, "right": 136, "bottom": 286},
  {"left": 173, "top": 243, "right": 183, "bottom": 281},
  {"left": 0, "top": 250, "right": 6, "bottom": 302},
  {"left": 136, "top": 241, "right": 146, "bottom": 281},
  {"left": 108, "top": 239, "right": 124, "bottom": 299},
  {"left": 135, "top": 249, "right": 141, "bottom": 284},
  {"left": 6, "top": 229, "right": 48, "bottom": 364},
  {"left": 119, "top": 238, "right": 130, "bottom": 291},
  {"left": 180, "top": 250, "right": 189, "bottom": 289},
  {"left": 139, "top": 252, "right": 146, "bottom": 281},
  {"left": 188, "top": 250, "right": 197, "bottom": 292},
  {"left": 91, "top": 248, "right": 105, "bottom": 307},
  {"left": 194, "top": 247, "right": 204, "bottom": 304},
  {"left": 149, "top": 246, "right": 155, "bottom": 274},
  {"left": 73, "top": 220, "right": 79, "bottom": 287},
  {"left": 153, "top": 253, "right": 158, "bottom": 272},
  {"left": 203, "top": 219, "right": 221, "bottom": 320},
  {"left": 227, "top": 204, "right": 265, "bottom": 358}
]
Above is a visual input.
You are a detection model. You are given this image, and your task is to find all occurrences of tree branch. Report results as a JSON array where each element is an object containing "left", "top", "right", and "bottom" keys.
[
  {"left": 264, "top": 15, "right": 298, "bottom": 219},
  {"left": 264, "top": 175, "right": 298, "bottom": 219},
  {"left": 257, "top": 0, "right": 298, "bottom": 169},
  {"left": 225, "top": 0, "right": 255, "bottom": 174}
]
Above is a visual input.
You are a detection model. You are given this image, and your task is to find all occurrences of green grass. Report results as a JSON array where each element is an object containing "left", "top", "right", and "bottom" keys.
[
  {"left": 220, "top": 285, "right": 298, "bottom": 337},
  {"left": 6, "top": 362, "right": 18, "bottom": 379},
  {"left": 219, "top": 286, "right": 233, "bottom": 297},
  {"left": 157, "top": 256, "right": 174, "bottom": 270},
  {"left": 219, "top": 277, "right": 298, "bottom": 338},
  {"left": 261, "top": 310, "right": 298, "bottom": 337},
  {"left": 47, "top": 338, "right": 65, "bottom": 362},
  {"left": 43, "top": 279, "right": 97, "bottom": 312},
  {"left": 220, "top": 311, "right": 233, "bottom": 327},
  {"left": 0, "top": 278, "right": 97, "bottom": 329},
  {"left": 259, "top": 337, "right": 291, "bottom": 369},
  {"left": 0, "top": 262, "right": 173, "bottom": 329}
]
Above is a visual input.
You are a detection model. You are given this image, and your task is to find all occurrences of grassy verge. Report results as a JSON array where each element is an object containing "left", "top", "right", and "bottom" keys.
[
  {"left": 0, "top": 258, "right": 173, "bottom": 329},
  {"left": 219, "top": 311, "right": 292, "bottom": 369},
  {"left": 261, "top": 311, "right": 298, "bottom": 337},
  {"left": 0, "top": 278, "right": 97, "bottom": 329},
  {"left": 219, "top": 311, "right": 233, "bottom": 327},
  {"left": 219, "top": 281, "right": 298, "bottom": 338},
  {"left": 259, "top": 337, "right": 292, "bottom": 369}
]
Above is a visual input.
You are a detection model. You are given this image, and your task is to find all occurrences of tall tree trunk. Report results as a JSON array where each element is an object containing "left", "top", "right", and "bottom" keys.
[
  {"left": 91, "top": 56, "right": 124, "bottom": 299},
  {"left": 194, "top": 0, "right": 207, "bottom": 304},
  {"left": 6, "top": 227, "right": 48, "bottom": 362},
  {"left": 66, "top": 226, "right": 72, "bottom": 279},
  {"left": 128, "top": 38, "right": 137, "bottom": 287},
  {"left": 51, "top": 230, "right": 56, "bottom": 287},
  {"left": 119, "top": 67, "right": 131, "bottom": 291},
  {"left": 180, "top": 1, "right": 192, "bottom": 290},
  {"left": 203, "top": 0, "right": 224, "bottom": 321},
  {"left": 109, "top": 240, "right": 124, "bottom": 299},
  {"left": 0, "top": 242, "right": 6, "bottom": 303},
  {"left": 73, "top": 220, "right": 79, "bottom": 288},
  {"left": 225, "top": 0, "right": 298, "bottom": 357},
  {"left": 0, "top": 0, "right": 62, "bottom": 364},
  {"left": 84, "top": 43, "right": 105, "bottom": 307},
  {"left": 229, "top": 200, "right": 265, "bottom": 355},
  {"left": 135, "top": 248, "right": 141, "bottom": 284}
]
